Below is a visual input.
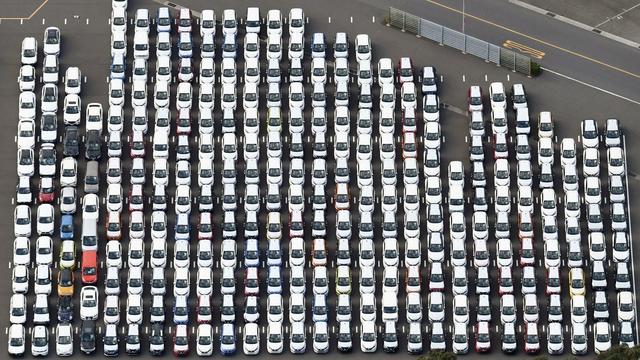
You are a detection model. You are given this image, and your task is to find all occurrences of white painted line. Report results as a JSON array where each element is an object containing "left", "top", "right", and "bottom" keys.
[
  {"left": 86, "top": 18, "right": 89, "bottom": 25},
  {"left": 484, "top": 74, "right": 488, "bottom": 81},
  {"left": 542, "top": 66, "right": 640, "bottom": 105},
  {"left": 328, "top": 16, "right": 331, "bottom": 23},
  {"left": 42, "top": 18, "right": 45, "bottom": 25},
  {"left": 350, "top": 16, "right": 353, "bottom": 23},
  {"left": 462, "top": 74, "right": 466, "bottom": 82},
  {"left": 372, "top": 16, "right": 376, "bottom": 23}
]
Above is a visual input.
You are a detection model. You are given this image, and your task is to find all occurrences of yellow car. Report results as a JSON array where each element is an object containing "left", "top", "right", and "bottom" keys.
[
  {"left": 569, "top": 268, "right": 585, "bottom": 298},
  {"left": 57, "top": 269, "right": 74, "bottom": 296}
]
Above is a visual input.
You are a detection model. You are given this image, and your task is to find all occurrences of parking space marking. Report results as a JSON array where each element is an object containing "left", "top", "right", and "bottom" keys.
[{"left": 0, "top": 0, "right": 49, "bottom": 20}]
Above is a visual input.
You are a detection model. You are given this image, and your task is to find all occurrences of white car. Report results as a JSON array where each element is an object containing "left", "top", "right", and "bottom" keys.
[
  {"left": 36, "top": 204, "right": 55, "bottom": 235},
  {"left": 80, "top": 286, "right": 99, "bottom": 320},
  {"left": 422, "top": 93, "right": 440, "bottom": 122},
  {"left": 618, "top": 291, "right": 635, "bottom": 323},
  {"left": 489, "top": 82, "right": 507, "bottom": 110},
  {"left": 377, "top": 57, "right": 394, "bottom": 86},
  {"left": 290, "top": 321, "right": 306, "bottom": 354},
  {"left": 18, "top": 91, "right": 36, "bottom": 120},
  {"left": 41, "top": 113, "right": 59, "bottom": 143},
  {"left": 42, "top": 26, "right": 60, "bottom": 55},
  {"left": 16, "top": 119, "right": 35, "bottom": 149},
  {"left": 21, "top": 36, "right": 38, "bottom": 65},
  {"left": 195, "top": 324, "right": 213, "bottom": 356},
  {"left": 55, "top": 323, "right": 73, "bottom": 356},
  {"left": 581, "top": 119, "right": 599, "bottom": 148},
  {"left": 608, "top": 146, "right": 625, "bottom": 177},
  {"left": 33, "top": 264, "right": 51, "bottom": 295},
  {"left": 242, "top": 323, "right": 260, "bottom": 355},
  {"left": 594, "top": 322, "right": 611, "bottom": 354},
  {"left": 18, "top": 64, "right": 36, "bottom": 91},
  {"left": 355, "top": 33, "right": 371, "bottom": 62},
  {"left": 428, "top": 292, "right": 445, "bottom": 322},
  {"left": 40, "top": 84, "right": 58, "bottom": 114},
  {"left": 267, "top": 322, "right": 284, "bottom": 354},
  {"left": 360, "top": 321, "right": 377, "bottom": 353},
  {"left": 196, "top": 267, "right": 213, "bottom": 296}
]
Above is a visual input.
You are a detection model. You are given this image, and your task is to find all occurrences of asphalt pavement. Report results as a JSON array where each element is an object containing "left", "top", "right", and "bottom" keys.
[{"left": 0, "top": 0, "right": 639, "bottom": 359}]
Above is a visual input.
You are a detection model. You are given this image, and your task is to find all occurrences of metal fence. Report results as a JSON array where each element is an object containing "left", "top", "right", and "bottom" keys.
[{"left": 388, "top": 7, "right": 532, "bottom": 76}]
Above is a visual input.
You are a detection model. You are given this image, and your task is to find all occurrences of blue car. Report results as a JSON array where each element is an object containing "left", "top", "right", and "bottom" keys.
[
  {"left": 220, "top": 323, "right": 236, "bottom": 355},
  {"left": 60, "top": 214, "right": 74, "bottom": 240},
  {"left": 110, "top": 54, "right": 126, "bottom": 80}
]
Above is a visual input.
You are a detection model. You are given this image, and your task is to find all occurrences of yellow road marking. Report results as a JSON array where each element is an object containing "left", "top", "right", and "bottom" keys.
[
  {"left": 503, "top": 40, "right": 545, "bottom": 59},
  {"left": 0, "top": 0, "right": 50, "bottom": 21},
  {"left": 425, "top": 0, "right": 640, "bottom": 79}
]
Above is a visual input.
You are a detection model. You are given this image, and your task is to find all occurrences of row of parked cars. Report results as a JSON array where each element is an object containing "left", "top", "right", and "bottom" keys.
[
  {"left": 12, "top": 27, "right": 102, "bottom": 357},
  {"left": 462, "top": 82, "right": 635, "bottom": 354},
  {"left": 464, "top": 83, "right": 550, "bottom": 353}
]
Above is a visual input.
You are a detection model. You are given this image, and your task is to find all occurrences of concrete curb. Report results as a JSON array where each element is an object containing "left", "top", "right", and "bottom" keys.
[{"left": 508, "top": 0, "right": 640, "bottom": 49}]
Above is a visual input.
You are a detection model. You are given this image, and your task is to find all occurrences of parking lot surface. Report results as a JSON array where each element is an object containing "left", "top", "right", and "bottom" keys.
[{"left": 1, "top": 0, "right": 640, "bottom": 359}]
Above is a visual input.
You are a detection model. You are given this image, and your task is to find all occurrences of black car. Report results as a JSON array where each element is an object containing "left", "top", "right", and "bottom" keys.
[
  {"left": 57, "top": 295, "right": 74, "bottom": 322},
  {"left": 81, "top": 320, "right": 96, "bottom": 354},
  {"left": 85, "top": 129, "right": 101, "bottom": 160},
  {"left": 149, "top": 323, "right": 164, "bottom": 356},
  {"left": 63, "top": 126, "right": 79, "bottom": 157}
]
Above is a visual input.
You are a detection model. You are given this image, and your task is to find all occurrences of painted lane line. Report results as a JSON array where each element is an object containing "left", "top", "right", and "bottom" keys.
[{"left": 542, "top": 66, "right": 640, "bottom": 105}]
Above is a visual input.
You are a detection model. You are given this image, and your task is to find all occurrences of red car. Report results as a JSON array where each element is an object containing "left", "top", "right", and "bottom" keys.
[
  {"left": 81, "top": 250, "right": 98, "bottom": 284},
  {"left": 38, "top": 177, "right": 55, "bottom": 203}
]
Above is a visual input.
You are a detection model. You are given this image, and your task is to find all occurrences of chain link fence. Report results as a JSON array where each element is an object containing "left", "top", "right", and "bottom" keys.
[{"left": 388, "top": 7, "right": 533, "bottom": 76}]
